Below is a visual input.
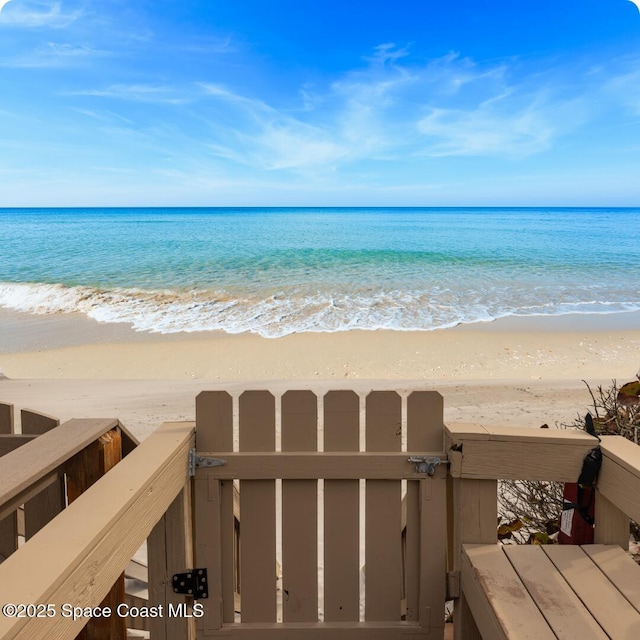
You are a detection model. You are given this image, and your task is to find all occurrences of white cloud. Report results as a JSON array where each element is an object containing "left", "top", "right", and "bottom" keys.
[
  {"left": 1, "top": 41, "right": 110, "bottom": 67},
  {"left": 0, "top": 0, "right": 81, "bottom": 28},
  {"left": 66, "top": 84, "right": 190, "bottom": 105}
]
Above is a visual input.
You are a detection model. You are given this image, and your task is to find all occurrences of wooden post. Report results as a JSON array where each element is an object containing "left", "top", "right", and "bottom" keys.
[
  {"left": 148, "top": 483, "right": 196, "bottom": 640},
  {"left": 22, "top": 410, "right": 65, "bottom": 540},
  {"left": 451, "top": 477, "right": 497, "bottom": 640},
  {"left": 66, "top": 429, "right": 126, "bottom": 640},
  {"left": 594, "top": 491, "right": 630, "bottom": 549},
  {"left": 0, "top": 404, "right": 17, "bottom": 562}
]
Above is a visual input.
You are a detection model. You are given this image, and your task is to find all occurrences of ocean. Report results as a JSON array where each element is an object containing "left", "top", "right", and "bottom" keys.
[{"left": 1, "top": 207, "right": 639, "bottom": 338}]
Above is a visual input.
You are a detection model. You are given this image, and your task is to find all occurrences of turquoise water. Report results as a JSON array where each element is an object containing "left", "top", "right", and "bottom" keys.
[{"left": 1, "top": 207, "right": 639, "bottom": 337}]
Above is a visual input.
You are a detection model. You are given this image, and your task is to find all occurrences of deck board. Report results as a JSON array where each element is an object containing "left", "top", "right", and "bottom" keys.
[{"left": 464, "top": 543, "right": 640, "bottom": 640}]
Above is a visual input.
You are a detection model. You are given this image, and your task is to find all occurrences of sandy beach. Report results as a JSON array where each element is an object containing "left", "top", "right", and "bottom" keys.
[{"left": 1, "top": 308, "right": 638, "bottom": 440}]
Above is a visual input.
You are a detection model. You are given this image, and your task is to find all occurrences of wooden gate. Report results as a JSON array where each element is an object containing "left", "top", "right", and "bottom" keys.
[{"left": 193, "top": 389, "right": 447, "bottom": 639}]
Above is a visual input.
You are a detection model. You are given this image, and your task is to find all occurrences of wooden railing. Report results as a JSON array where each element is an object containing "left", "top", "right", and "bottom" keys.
[
  {"left": 0, "top": 402, "right": 196, "bottom": 640},
  {"left": 2, "top": 394, "right": 639, "bottom": 640},
  {"left": 446, "top": 422, "right": 640, "bottom": 639}
]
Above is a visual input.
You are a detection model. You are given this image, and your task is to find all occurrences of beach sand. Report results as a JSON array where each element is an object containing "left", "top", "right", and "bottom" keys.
[{"left": 1, "top": 309, "right": 639, "bottom": 439}]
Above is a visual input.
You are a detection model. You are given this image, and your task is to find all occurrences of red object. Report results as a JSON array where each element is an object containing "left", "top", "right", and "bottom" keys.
[{"left": 558, "top": 482, "right": 595, "bottom": 545}]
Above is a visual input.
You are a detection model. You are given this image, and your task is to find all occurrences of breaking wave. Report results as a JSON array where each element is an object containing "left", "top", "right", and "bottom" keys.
[{"left": 1, "top": 281, "right": 639, "bottom": 338}]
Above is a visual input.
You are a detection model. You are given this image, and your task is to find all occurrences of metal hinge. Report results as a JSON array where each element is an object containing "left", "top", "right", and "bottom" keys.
[
  {"left": 172, "top": 568, "right": 209, "bottom": 599},
  {"left": 408, "top": 456, "right": 446, "bottom": 476},
  {"left": 188, "top": 448, "right": 228, "bottom": 477}
]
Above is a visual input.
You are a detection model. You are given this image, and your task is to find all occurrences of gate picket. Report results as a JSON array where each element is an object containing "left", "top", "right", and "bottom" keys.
[
  {"left": 324, "top": 390, "right": 360, "bottom": 622},
  {"left": 239, "top": 391, "right": 277, "bottom": 622},
  {"left": 281, "top": 390, "right": 318, "bottom": 622},
  {"left": 365, "top": 391, "right": 402, "bottom": 622}
]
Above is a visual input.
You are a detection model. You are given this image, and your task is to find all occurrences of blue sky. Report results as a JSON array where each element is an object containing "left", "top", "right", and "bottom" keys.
[{"left": 1, "top": 0, "right": 640, "bottom": 206}]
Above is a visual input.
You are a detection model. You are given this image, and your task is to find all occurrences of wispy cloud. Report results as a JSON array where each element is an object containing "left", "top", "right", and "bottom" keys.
[
  {"left": 1, "top": 41, "right": 110, "bottom": 67},
  {"left": 66, "top": 84, "right": 191, "bottom": 105},
  {"left": 0, "top": 0, "right": 81, "bottom": 28}
]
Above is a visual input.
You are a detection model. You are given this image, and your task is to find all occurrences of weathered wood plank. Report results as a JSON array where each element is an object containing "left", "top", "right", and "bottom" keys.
[
  {"left": 20, "top": 408, "right": 59, "bottom": 435},
  {"left": 148, "top": 484, "right": 196, "bottom": 640},
  {"left": 195, "top": 390, "right": 234, "bottom": 632},
  {"left": 0, "top": 421, "right": 194, "bottom": 640},
  {"left": 239, "top": 391, "right": 277, "bottom": 623},
  {"left": 447, "top": 422, "right": 594, "bottom": 444},
  {"left": 594, "top": 492, "right": 630, "bottom": 548},
  {"left": 407, "top": 391, "right": 444, "bottom": 452},
  {"left": 0, "top": 418, "right": 120, "bottom": 522},
  {"left": 599, "top": 436, "right": 640, "bottom": 524},
  {"left": 0, "top": 406, "right": 18, "bottom": 563},
  {"left": 198, "top": 452, "right": 447, "bottom": 480},
  {"left": 66, "top": 428, "right": 126, "bottom": 640},
  {"left": 452, "top": 479, "right": 496, "bottom": 640},
  {"left": 0, "top": 403, "right": 14, "bottom": 433},
  {"left": 449, "top": 437, "right": 597, "bottom": 481},
  {"left": 461, "top": 545, "right": 556, "bottom": 640},
  {"left": 323, "top": 390, "right": 360, "bottom": 623},
  {"left": 22, "top": 412, "right": 64, "bottom": 541},
  {"left": 582, "top": 545, "right": 640, "bottom": 615},
  {"left": 0, "top": 434, "right": 38, "bottom": 456},
  {"left": 282, "top": 390, "right": 318, "bottom": 622},
  {"left": 406, "top": 391, "right": 446, "bottom": 630},
  {"left": 543, "top": 544, "right": 640, "bottom": 639},
  {"left": 208, "top": 621, "right": 436, "bottom": 638},
  {"left": 504, "top": 545, "right": 608, "bottom": 639},
  {"left": 365, "top": 391, "right": 402, "bottom": 622}
]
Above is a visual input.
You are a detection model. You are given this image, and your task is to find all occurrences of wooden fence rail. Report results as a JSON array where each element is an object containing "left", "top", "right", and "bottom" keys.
[{"left": 0, "top": 419, "right": 195, "bottom": 640}]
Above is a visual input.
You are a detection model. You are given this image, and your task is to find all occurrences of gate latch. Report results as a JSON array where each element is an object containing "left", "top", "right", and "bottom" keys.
[
  {"left": 408, "top": 456, "right": 442, "bottom": 476},
  {"left": 172, "top": 568, "right": 209, "bottom": 599},
  {"left": 188, "top": 448, "right": 227, "bottom": 476}
]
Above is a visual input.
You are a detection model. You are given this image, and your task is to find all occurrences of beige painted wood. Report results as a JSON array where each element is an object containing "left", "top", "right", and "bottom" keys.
[
  {"left": 543, "top": 544, "right": 640, "bottom": 638},
  {"left": 148, "top": 484, "right": 196, "bottom": 640},
  {"left": 211, "top": 621, "right": 432, "bottom": 638},
  {"left": 21, "top": 411, "right": 64, "bottom": 541},
  {"left": 447, "top": 422, "right": 595, "bottom": 444},
  {"left": 449, "top": 438, "right": 596, "bottom": 481},
  {"left": 599, "top": 436, "right": 640, "bottom": 524},
  {"left": 195, "top": 390, "right": 234, "bottom": 633},
  {"left": 365, "top": 391, "right": 402, "bottom": 622},
  {"left": 595, "top": 492, "right": 630, "bottom": 548},
  {"left": 461, "top": 545, "right": 556, "bottom": 640},
  {"left": 20, "top": 408, "right": 59, "bottom": 435},
  {"left": 0, "top": 434, "right": 38, "bottom": 456},
  {"left": 582, "top": 544, "right": 640, "bottom": 614},
  {"left": 0, "top": 418, "right": 119, "bottom": 521},
  {"left": 0, "top": 405, "right": 17, "bottom": 563},
  {"left": 504, "top": 545, "right": 608, "bottom": 639},
  {"left": 66, "top": 428, "right": 127, "bottom": 640},
  {"left": 239, "top": 390, "right": 277, "bottom": 623},
  {"left": 282, "top": 390, "right": 318, "bottom": 622},
  {"left": 0, "top": 420, "right": 194, "bottom": 640},
  {"left": 323, "top": 390, "right": 360, "bottom": 623},
  {"left": 601, "top": 435, "right": 640, "bottom": 475},
  {"left": 451, "top": 479, "right": 496, "bottom": 640},
  {"left": 405, "top": 391, "right": 446, "bottom": 630},
  {"left": 407, "top": 391, "right": 445, "bottom": 452},
  {"left": 0, "top": 403, "right": 13, "bottom": 433},
  {"left": 199, "top": 451, "right": 447, "bottom": 480},
  {"left": 418, "top": 478, "right": 447, "bottom": 635}
]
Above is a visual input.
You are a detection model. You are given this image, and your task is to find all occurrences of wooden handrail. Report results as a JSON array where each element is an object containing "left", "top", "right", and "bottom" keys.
[
  {"left": 445, "top": 422, "right": 599, "bottom": 482},
  {"left": 0, "top": 419, "right": 121, "bottom": 522},
  {"left": 599, "top": 437, "right": 640, "bottom": 524},
  {"left": 0, "top": 421, "right": 195, "bottom": 640}
]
